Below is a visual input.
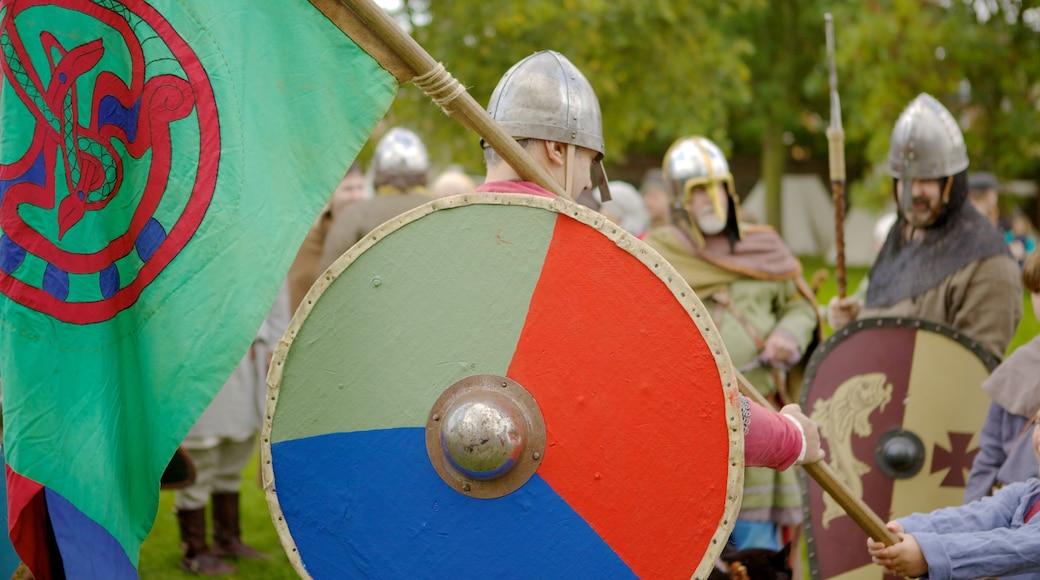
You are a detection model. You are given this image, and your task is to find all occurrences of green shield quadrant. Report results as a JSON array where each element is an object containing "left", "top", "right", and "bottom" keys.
[
  {"left": 264, "top": 194, "right": 743, "bottom": 580},
  {"left": 269, "top": 203, "right": 552, "bottom": 441}
]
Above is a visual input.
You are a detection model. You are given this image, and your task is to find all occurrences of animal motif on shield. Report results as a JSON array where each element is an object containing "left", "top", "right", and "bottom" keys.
[
  {"left": 800, "top": 317, "right": 998, "bottom": 580},
  {"left": 809, "top": 372, "right": 893, "bottom": 528}
]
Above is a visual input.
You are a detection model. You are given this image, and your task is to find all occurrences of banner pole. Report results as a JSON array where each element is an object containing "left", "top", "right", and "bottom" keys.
[{"left": 311, "top": 0, "right": 569, "bottom": 199}]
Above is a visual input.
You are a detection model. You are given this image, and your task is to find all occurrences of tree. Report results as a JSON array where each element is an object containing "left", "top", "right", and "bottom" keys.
[
  {"left": 723, "top": 0, "right": 843, "bottom": 232},
  {"left": 378, "top": 0, "right": 751, "bottom": 179},
  {"left": 370, "top": 0, "right": 1040, "bottom": 222},
  {"left": 833, "top": 0, "right": 1040, "bottom": 209}
]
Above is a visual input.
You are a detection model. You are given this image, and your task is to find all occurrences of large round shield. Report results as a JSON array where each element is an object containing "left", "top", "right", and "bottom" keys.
[
  {"left": 800, "top": 317, "right": 999, "bottom": 580},
  {"left": 261, "top": 193, "right": 743, "bottom": 579}
]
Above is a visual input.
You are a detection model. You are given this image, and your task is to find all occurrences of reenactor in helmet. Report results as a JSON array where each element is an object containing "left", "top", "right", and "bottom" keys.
[
  {"left": 476, "top": 51, "right": 824, "bottom": 473},
  {"left": 320, "top": 127, "right": 432, "bottom": 271},
  {"left": 643, "top": 136, "right": 821, "bottom": 553},
  {"left": 828, "top": 93, "right": 1021, "bottom": 360},
  {"left": 474, "top": 50, "right": 608, "bottom": 201}
]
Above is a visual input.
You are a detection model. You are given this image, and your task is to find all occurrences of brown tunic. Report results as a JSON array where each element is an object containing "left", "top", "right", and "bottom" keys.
[
  {"left": 319, "top": 191, "right": 431, "bottom": 272},
  {"left": 287, "top": 209, "right": 333, "bottom": 315},
  {"left": 860, "top": 254, "right": 1022, "bottom": 359}
]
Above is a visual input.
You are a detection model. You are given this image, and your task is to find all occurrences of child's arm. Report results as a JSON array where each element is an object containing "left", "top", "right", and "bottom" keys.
[
  {"left": 899, "top": 481, "right": 1028, "bottom": 534},
  {"left": 874, "top": 482, "right": 1040, "bottom": 580},
  {"left": 963, "top": 402, "right": 1015, "bottom": 503},
  {"left": 907, "top": 522, "right": 1040, "bottom": 579}
]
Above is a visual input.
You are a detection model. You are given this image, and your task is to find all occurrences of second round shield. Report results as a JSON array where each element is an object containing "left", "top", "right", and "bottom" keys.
[
  {"left": 263, "top": 193, "right": 743, "bottom": 579},
  {"left": 800, "top": 317, "right": 998, "bottom": 580}
]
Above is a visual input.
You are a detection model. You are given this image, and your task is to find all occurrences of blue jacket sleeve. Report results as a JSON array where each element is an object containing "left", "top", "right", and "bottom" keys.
[
  {"left": 964, "top": 402, "right": 1018, "bottom": 503},
  {"left": 900, "top": 481, "right": 1040, "bottom": 580}
]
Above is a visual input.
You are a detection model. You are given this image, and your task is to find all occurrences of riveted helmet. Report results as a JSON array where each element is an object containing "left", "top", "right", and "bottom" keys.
[
  {"left": 888, "top": 93, "right": 967, "bottom": 180},
  {"left": 485, "top": 50, "right": 610, "bottom": 200},
  {"left": 887, "top": 93, "right": 969, "bottom": 217},
  {"left": 373, "top": 127, "right": 430, "bottom": 189},
  {"left": 662, "top": 136, "right": 740, "bottom": 245}
]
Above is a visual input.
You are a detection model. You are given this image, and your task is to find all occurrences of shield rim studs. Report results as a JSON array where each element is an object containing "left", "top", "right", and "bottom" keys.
[{"left": 425, "top": 373, "right": 547, "bottom": 499}]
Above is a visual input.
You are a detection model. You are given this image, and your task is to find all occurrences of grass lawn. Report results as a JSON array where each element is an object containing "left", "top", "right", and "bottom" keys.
[{"left": 138, "top": 255, "right": 1038, "bottom": 578}]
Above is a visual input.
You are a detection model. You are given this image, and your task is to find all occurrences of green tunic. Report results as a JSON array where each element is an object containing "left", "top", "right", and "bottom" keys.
[{"left": 645, "top": 225, "right": 819, "bottom": 526}]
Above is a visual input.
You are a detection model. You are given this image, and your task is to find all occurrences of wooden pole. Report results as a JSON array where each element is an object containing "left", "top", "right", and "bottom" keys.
[
  {"left": 825, "top": 14, "right": 848, "bottom": 298},
  {"left": 308, "top": 0, "right": 568, "bottom": 199},
  {"left": 735, "top": 371, "right": 898, "bottom": 546}
]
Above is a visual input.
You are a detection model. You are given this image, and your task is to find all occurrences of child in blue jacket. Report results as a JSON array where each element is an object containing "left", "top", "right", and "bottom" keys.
[{"left": 867, "top": 410, "right": 1040, "bottom": 579}]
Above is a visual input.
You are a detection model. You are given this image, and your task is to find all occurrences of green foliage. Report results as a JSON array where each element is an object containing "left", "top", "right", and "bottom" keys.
[
  {"left": 390, "top": 0, "right": 750, "bottom": 174},
  {"left": 833, "top": 0, "right": 1040, "bottom": 194},
  {"left": 726, "top": 0, "right": 832, "bottom": 146},
  {"left": 374, "top": 0, "right": 1040, "bottom": 195},
  {"left": 1010, "top": 290, "right": 1040, "bottom": 354}
]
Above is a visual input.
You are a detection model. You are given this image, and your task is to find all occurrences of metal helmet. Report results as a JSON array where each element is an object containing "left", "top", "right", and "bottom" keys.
[
  {"left": 372, "top": 127, "right": 430, "bottom": 189},
  {"left": 662, "top": 136, "right": 740, "bottom": 244},
  {"left": 487, "top": 51, "right": 604, "bottom": 156},
  {"left": 485, "top": 51, "right": 610, "bottom": 200},
  {"left": 887, "top": 93, "right": 968, "bottom": 180}
]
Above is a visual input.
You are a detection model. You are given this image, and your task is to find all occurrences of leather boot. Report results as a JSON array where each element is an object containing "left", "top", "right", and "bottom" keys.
[
  {"left": 211, "top": 492, "right": 268, "bottom": 560},
  {"left": 176, "top": 508, "right": 237, "bottom": 576}
]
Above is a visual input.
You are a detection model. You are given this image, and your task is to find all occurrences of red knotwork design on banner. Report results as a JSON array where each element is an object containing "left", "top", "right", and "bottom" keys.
[{"left": 0, "top": 0, "right": 218, "bottom": 324}]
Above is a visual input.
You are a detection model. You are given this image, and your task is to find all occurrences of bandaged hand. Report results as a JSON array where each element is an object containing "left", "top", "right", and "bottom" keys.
[{"left": 779, "top": 404, "right": 825, "bottom": 465}]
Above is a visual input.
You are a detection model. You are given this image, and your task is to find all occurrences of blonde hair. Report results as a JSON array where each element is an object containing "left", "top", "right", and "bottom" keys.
[{"left": 1023, "top": 249, "right": 1040, "bottom": 293}]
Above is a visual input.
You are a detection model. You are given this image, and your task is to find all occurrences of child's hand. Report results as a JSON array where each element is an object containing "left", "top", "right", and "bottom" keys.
[
  {"left": 866, "top": 521, "right": 906, "bottom": 557},
  {"left": 866, "top": 523, "right": 926, "bottom": 577}
]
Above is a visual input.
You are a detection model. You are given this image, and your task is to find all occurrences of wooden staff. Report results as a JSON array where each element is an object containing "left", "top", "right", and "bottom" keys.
[
  {"left": 309, "top": 0, "right": 568, "bottom": 199},
  {"left": 825, "top": 14, "right": 847, "bottom": 298},
  {"left": 735, "top": 371, "right": 898, "bottom": 546}
]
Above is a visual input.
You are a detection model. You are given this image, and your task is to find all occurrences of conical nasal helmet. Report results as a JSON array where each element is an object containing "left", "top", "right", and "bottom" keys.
[
  {"left": 487, "top": 51, "right": 604, "bottom": 156},
  {"left": 887, "top": 93, "right": 968, "bottom": 180},
  {"left": 486, "top": 50, "right": 609, "bottom": 199}
]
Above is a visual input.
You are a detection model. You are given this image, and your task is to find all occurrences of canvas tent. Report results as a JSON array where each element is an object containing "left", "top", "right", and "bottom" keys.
[{"left": 741, "top": 174, "right": 880, "bottom": 267}]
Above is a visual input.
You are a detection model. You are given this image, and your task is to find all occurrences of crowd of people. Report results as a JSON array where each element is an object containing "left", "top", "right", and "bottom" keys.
[{"left": 168, "top": 48, "right": 1040, "bottom": 579}]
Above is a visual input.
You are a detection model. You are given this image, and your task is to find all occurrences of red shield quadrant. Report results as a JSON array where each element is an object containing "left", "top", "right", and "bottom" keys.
[
  {"left": 261, "top": 193, "right": 744, "bottom": 580},
  {"left": 800, "top": 318, "right": 998, "bottom": 580}
]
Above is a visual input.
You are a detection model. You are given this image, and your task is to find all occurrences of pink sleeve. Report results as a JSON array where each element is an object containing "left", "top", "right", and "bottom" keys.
[{"left": 743, "top": 397, "right": 802, "bottom": 470}]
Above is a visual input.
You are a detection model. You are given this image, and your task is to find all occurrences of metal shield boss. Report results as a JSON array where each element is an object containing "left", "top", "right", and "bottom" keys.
[
  {"left": 800, "top": 317, "right": 998, "bottom": 580},
  {"left": 262, "top": 194, "right": 743, "bottom": 579}
]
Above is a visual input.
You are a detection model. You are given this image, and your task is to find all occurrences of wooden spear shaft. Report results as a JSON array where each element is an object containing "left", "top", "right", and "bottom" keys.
[
  {"left": 825, "top": 14, "right": 848, "bottom": 299},
  {"left": 310, "top": 0, "right": 568, "bottom": 199},
  {"left": 735, "top": 371, "right": 897, "bottom": 546}
]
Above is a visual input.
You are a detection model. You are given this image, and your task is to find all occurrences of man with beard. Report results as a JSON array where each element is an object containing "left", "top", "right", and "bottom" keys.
[
  {"left": 643, "top": 135, "right": 820, "bottom": 553},
  {"left": 827, "top": 93, "right": 1021, "bottom": 361}
]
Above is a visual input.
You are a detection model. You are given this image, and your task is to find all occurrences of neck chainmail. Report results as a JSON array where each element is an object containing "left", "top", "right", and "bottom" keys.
[{"left": 866, "top": 171, "right": 1010, "bottom": 309}]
